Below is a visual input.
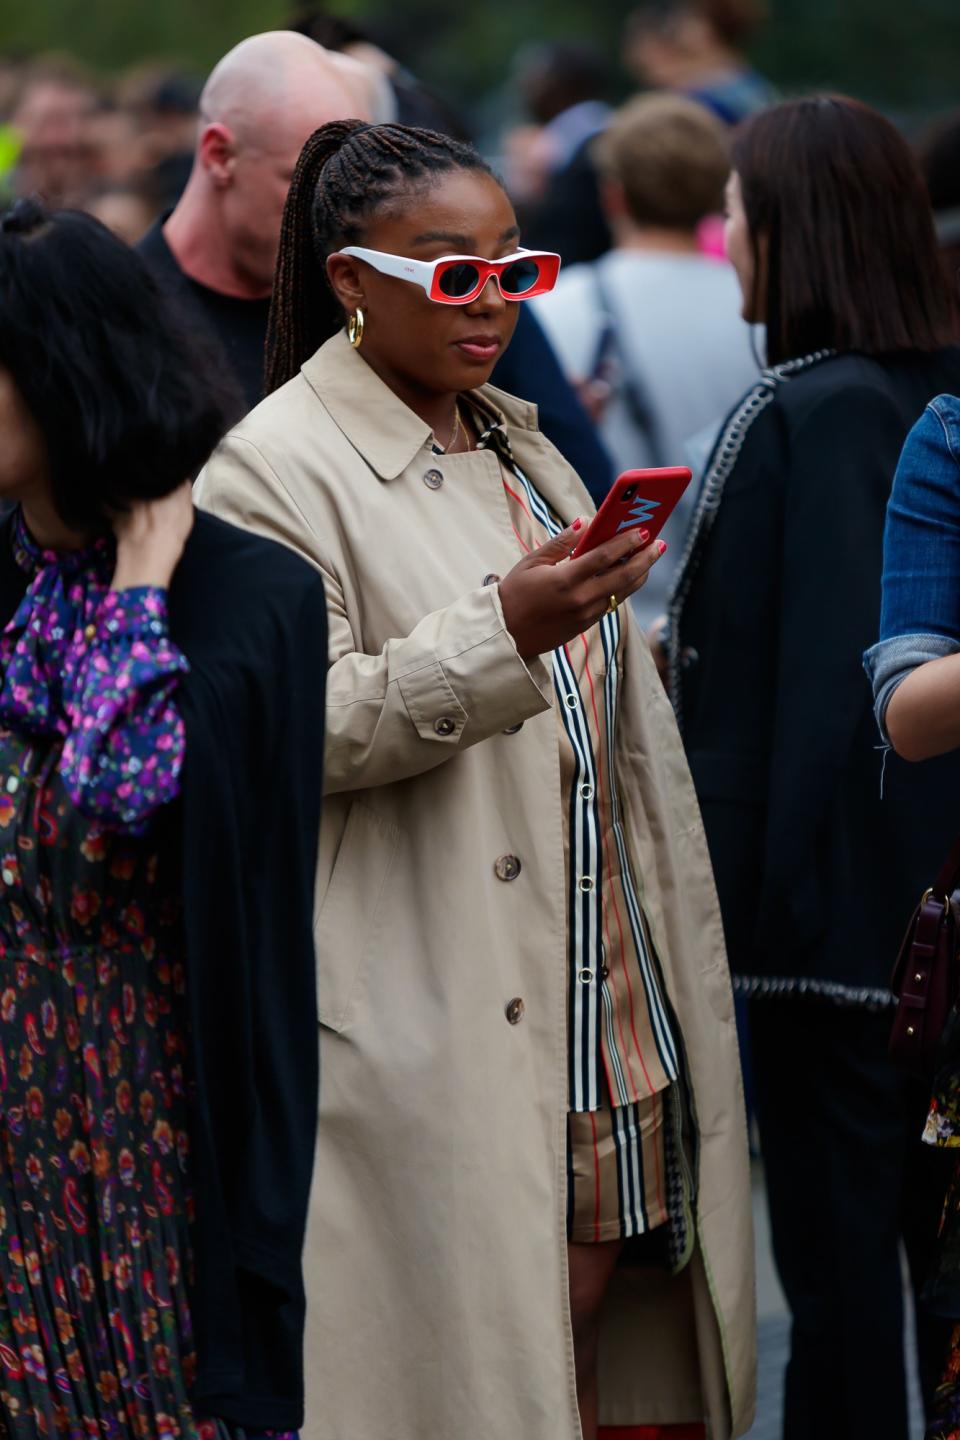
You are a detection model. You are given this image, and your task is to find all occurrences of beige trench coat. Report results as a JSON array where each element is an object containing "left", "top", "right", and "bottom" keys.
[{"left": 195, "top": 331, "right": 756, "bottom": 1440}]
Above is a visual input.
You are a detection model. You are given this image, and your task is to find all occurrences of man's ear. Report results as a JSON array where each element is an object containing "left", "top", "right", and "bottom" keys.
[
  {"left": 198, "top": 122, "right": 237, "bottom": 189},
  {"left": 326, "top": 253, "right": 366, "bottom": 312}
]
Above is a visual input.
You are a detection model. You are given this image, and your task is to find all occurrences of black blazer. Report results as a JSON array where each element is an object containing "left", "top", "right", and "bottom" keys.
[{"left": 674, "top": 349, "right": 960, "bottom": 999}]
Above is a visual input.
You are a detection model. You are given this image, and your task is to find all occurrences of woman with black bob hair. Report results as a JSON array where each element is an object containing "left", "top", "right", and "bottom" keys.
[
  {"left": 0, "top": 198, "right": 326, "bottom": 1439},
  {"left": 667, "top": 95, "right": 960, "bottom": 1439}
]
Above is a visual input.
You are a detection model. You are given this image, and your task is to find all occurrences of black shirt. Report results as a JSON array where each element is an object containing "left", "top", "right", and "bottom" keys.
[{"left": 138, "top": 217, "right": 271, "bottom": 420}]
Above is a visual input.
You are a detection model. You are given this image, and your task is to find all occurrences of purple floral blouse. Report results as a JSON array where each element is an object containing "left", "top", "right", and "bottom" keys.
[{"left": 0, "top": 508, "right": 188, "bottom": 830}]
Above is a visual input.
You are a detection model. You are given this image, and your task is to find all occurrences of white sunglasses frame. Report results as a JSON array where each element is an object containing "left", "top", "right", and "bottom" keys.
[{"left": 336, "top": 245, "right": 561, "bottom": 304}]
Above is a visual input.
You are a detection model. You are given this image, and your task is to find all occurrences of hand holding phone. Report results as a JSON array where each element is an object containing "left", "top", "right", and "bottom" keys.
[
  {"left": 498, "top": 519, "right": 665, "bottom": 661},
  {"left": 571, "top": 467, "right": 692, "bottom": 560}
]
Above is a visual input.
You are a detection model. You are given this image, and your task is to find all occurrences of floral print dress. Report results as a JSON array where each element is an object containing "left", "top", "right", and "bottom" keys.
[{"left": 0, "top": 514, "right": 294, "bottom": 1440}]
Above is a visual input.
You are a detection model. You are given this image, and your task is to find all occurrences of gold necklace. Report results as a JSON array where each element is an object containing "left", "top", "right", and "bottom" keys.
[{"left": 437, "top": 405, "right": 463, "bottom": 454}]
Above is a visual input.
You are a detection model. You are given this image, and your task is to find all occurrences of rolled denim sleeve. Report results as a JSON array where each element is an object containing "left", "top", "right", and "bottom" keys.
[
  {"left": 863, "top": 397, "right": 960, "bottom": 739},
  {"left": 864, "top": 632, "right": 960, "bottom": 740}
]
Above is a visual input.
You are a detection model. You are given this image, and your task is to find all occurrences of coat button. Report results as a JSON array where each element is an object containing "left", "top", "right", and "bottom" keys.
[
  {"left": 482, "top": 572, "right": 501, "bottom": 586},
  {"left": 503, "top": 722, "right": 524, "bottom": 735},
  {"left": 495, "top": 854, "right": 521, "bottom": 881},
  {"left": 434, "top": 716, "right": 456, "bottom": 736},
  {"left": 505, "top": 997, "right": 525, "bottom": 1024},
  {"left": 423, "top": 468, "right": 444, "bottom": 490}
]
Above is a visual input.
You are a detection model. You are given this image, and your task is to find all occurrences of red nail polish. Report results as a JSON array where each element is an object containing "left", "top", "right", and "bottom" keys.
[
  {"left": 657, "top": 540, "right": 667, "bottom": 555},
  {"left": 572, "top": 517, "right": 583, "bottom": 531},
  {"left": 639, "top": 529, "right": 650, "bottom": 543}
]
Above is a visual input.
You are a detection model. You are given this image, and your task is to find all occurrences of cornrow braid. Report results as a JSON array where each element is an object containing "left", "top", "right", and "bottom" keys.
[{"left": 265, "top": 120, "right": 494, "bottom": 395}]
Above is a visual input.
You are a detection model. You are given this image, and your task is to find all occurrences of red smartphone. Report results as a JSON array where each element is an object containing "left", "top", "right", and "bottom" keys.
[{"left": 571, "top": 467, "right": 693, "bottom": 559}]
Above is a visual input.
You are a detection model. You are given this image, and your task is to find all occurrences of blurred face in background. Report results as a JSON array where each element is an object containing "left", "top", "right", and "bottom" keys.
[
  {"left": 12, "top": 77, "right": 98, "bottom": 206},
  {"left": 724, "top": 170, "right": 761, "bottom": 320}
]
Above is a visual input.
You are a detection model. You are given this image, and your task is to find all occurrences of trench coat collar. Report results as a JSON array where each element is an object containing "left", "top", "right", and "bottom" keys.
[{"left": 300, "top": 329, "right": 543, "bottom": 482}]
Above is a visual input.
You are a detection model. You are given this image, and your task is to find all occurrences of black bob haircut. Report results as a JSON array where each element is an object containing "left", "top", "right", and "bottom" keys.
[{"left": 0, "top": 198, "right": 229, "bottom": 530}]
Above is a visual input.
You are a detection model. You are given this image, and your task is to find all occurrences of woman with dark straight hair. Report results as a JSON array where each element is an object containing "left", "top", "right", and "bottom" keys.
[
  {"left": 666, "top": 95, "right": 960, "bottom": 1439},
  {"left": 0, "top": 199, "right": 326, "bottom": 1439}
]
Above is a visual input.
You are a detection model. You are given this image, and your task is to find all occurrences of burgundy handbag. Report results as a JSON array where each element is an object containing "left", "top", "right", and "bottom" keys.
[{"left": 889, "top": 834, "right": 960, "bottom": 1076}]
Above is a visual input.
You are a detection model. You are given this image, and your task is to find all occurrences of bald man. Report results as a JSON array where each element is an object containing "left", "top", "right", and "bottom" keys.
[{"left": 139, "top": 31, "right": 380, "bottom": 414}]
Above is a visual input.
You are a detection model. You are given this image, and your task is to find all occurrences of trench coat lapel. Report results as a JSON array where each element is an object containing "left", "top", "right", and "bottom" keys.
[{"left": 300, "top": 330, "right": 597, "bottom": 521}]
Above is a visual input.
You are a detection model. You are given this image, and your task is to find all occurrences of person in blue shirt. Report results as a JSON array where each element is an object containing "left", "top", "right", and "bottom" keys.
[{"left": 866, "top": 394, "right": 960, "bottom": 1440}]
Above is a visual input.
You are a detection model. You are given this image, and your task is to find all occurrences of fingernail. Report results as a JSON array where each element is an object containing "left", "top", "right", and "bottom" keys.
[
  {"left": 657, "top": 540, "right": 667, "bottom": 555},
  {"left": 639, "top": 530, "right": 650, "bottom": 543},
  {"left": 572, "top": 517, "right": 583, "bottom": 531}
]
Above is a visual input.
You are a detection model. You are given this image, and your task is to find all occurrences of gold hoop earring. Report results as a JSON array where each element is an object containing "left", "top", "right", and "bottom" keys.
[{"left": 347, "top": 308, "right": 365, "bottom": 348}]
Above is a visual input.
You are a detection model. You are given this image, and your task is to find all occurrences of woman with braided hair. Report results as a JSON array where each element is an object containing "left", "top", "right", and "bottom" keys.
[{"left": 196, "top": 120, "right": 753, "bottom": 1440}]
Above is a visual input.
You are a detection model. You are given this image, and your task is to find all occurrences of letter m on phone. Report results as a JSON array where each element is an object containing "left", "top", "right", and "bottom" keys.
[{"left": 617, "top": 497, "right": 661, "bottom": 532}]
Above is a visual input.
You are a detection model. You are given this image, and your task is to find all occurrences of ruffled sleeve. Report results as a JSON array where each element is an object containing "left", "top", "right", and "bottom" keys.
[{"left": 60, "top": 586, "right": 189, "bottom": 832}]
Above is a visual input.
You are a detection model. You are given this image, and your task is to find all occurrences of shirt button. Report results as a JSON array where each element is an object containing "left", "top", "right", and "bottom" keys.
[
  {"left": 579, "top": 783, "right": 594, "bottom": 800},
  {"left": 579, "top": 967, "right": 594, "bottom": 984},
  {"left": 423, "top": 468, "right": 444, "bottom": 490},
  {"left": 495, "top": 855, "right": 521, "bottom": 882},
  {"left": 434, "top": 716, "right": 456, "bottom": 736},
  {"left": 578, "top": 875, "right": 595, "bottom": 893},
  {"left": 503, "top": 722, "right": 524, "bottom": 735},
  {"left": 482, "top": 573, "right": 501, "bottom": 587},
  {"left": 505, "top": 997, "right": 525, "bottom": 1024}
]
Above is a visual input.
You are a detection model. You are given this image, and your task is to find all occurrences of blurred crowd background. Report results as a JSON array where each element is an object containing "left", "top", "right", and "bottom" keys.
[{"left": 0, "top": 0, "right": 958, "bottom": 251}]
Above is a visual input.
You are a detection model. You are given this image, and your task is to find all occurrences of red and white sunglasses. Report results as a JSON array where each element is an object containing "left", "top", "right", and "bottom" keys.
[{"left": 337, "top": 245, "right": 561, "bottom": 304}]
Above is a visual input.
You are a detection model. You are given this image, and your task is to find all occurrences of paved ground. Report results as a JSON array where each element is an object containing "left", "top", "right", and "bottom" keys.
[{"left": 746, "top": 1168, "right": 925, "bottom": 1440}]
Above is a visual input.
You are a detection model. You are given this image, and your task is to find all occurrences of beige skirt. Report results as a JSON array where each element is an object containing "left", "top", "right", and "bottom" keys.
[{"left": 567, "top": 1086, "right": 671, "bottom": 1244}]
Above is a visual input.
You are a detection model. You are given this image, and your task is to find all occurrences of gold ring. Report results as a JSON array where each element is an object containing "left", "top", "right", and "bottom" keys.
[{"left": 606, "top": 594, "right": 618, "bottom": 614}]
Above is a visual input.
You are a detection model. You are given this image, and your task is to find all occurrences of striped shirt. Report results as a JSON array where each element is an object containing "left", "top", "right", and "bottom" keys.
[{"left": 472, "top": 411, "right": 679, "bottom": 1113}]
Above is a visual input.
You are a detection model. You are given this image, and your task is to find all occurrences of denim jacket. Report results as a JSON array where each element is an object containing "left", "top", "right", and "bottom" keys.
[{"left": 864, "top": 393, "right": 960, "bottom": 737}]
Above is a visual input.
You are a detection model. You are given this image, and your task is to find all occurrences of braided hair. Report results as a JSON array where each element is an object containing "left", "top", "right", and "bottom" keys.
[{"left": 265, "top": 121, "right": 495, "bottom": 394}]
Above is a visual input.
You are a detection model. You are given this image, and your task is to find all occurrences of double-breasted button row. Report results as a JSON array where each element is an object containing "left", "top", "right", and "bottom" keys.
[{"left": 495, "top": 854, "right": 521, "bottom": 882}]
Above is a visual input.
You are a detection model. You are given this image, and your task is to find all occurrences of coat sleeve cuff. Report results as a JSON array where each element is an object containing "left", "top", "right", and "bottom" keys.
[{"left": 397, "top": 585, "right": 552, "bottom": 746}]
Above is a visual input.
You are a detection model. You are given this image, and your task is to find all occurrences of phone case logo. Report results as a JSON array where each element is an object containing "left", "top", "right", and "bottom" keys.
[{"left": 617, "top": 497, "right": 661, "bottom": 532}]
